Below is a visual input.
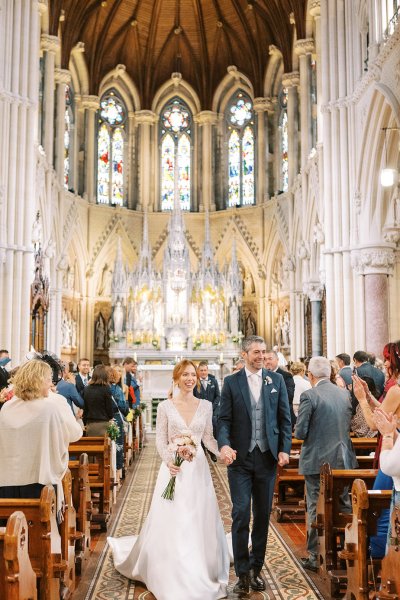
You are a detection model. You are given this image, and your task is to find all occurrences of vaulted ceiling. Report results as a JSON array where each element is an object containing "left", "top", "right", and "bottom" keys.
[{"left": 50, "top": 0, "right": 307, "bottom": 108}]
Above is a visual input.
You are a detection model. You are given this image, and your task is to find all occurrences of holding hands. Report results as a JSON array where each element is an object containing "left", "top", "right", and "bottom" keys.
[{"left": 220, "top": 445, "right": 237, "bottom": 465}]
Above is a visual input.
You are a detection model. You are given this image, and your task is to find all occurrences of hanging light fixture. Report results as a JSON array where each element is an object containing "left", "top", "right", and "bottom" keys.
[{"left": 380, "top": 127, "right": 399, "bottom": 187}]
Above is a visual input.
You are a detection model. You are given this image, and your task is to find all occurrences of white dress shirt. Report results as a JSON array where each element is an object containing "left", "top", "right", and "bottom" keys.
[{"left": 245, "top": 367, "right": 262, "bottom": 401}]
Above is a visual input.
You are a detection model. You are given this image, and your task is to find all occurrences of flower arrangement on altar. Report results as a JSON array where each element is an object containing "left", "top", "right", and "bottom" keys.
[{"left": 162, "top": 430, "right": 197, "bottom": 500}]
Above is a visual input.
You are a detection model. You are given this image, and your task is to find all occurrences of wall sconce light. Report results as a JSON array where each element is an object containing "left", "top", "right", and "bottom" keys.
[{"left": 380, "top": 127, "right": 399, "bottom": 187}]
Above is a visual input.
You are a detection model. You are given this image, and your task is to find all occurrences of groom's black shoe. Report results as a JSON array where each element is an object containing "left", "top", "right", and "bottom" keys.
[
  {"left": 250, "top": 568, "right": 266, "bottom": 591},
  {"left": 232, "top": 573, "right": 250, "bottom": 597}
]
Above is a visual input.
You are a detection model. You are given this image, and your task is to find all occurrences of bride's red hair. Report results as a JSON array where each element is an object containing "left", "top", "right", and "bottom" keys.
[{"left": 172, "top": 360, "right": 198, "bottom": 384}]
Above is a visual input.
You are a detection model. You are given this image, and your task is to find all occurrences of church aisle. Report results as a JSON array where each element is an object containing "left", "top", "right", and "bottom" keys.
[{"left": 74, "top": 436, "right": 326, "bottom": 600}]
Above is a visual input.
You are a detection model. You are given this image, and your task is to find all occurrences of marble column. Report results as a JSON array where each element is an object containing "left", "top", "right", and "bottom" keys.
[
  {"left": 304, "top": 282, "right": 324, "bottom": 356},
  {"left": 54, "top": 68, "right": 71, "bottom": 187},
  {"left": 127, "top": 110, "right": 135, "bottom": 209},
  {"left": 135, "top": 110, "right": 157, "bottom": 211},
  {"left": 309, "top": 1, "right": 322, "bottom": 142},
  {"left": 294, "top": 39, "right": 314, "bottom": 166},
  {"left": 41, "top": 34, "right": 59, "bottom": 165},
  {"left": 253, "top": 98, "right": 272, "bottom": 205},
  {"left": 282, "top": 72, "right": 300, "bottom": 188},
  {"left": 196, "top": 111, "right": 218, "bottom": 211},
  {"left": 352, "top": 246, "right": 395, "bottom": 356},
  {"left": 81, "top": 95, "right": 99, "bottom": 204}
]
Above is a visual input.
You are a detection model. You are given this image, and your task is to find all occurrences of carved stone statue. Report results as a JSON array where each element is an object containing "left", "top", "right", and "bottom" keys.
[
  {"left": 282, "top": 309, "right": 290, "bottom": 347},
  {"left": 95, "top": 315, "right": 106, "bottom": 350},
  {"left": 229, "top": 300, "right": 239, "bottom": 335},
  {"left": 244, "top": 271, "right": 255, "bottom": 296},
  {"left": 242, "top": 306, "right": 256, "bottom": 337},
  {"left": 112, "top": 299, "right": 124, "bottom": 337}
]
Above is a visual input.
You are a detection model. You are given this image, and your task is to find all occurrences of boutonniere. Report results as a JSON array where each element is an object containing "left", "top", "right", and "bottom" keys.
[{"left": 264, "top": 375, "right": 273, "bottom": 385}]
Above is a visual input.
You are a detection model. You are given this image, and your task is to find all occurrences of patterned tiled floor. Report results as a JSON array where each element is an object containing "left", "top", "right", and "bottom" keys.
[{"left": 83, "top": 436, "right": 324, "bottom": 600}]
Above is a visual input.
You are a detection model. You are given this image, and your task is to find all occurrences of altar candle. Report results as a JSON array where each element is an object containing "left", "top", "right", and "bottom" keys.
[
  {"left": 219, "top": 352, "right": 224, "bottom": 362},
  {"left": 133, "top": 352, "right": 137, "bottom": 362}
]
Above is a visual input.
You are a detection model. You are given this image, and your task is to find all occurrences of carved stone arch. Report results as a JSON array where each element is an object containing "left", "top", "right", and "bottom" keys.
[
  {"left": 99, "top": 66, "right": 140, "bottom": 113},
  {"left": 152, "top": 75, "right": 201, "bottom": 116},
  {"left": 69, "top": 44, "right": 89, "bottom": 96},
  {"left": 264, "top": 46, "right": 284, "bottom": 99},
  {"left": 212, "top": 67, "right": 254, "bottom": 115}
]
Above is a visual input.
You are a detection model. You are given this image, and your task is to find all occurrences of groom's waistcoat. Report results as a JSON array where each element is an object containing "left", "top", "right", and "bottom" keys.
[{"left": 249, "top": 389, "right": 268, "bottom": 453}]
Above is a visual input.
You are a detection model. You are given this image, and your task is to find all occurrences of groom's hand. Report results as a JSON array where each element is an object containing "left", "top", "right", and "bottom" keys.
[
  {"left": 220, "top": 445, "right": 237, "bottom": 465},
  {"left": 278, "top": 452, "right": 290, "bottom": 467}
]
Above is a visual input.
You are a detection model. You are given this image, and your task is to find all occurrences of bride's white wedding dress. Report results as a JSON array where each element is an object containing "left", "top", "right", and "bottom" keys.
[{"left": 108, "top": 399, "right": 229, "bottom": 600}]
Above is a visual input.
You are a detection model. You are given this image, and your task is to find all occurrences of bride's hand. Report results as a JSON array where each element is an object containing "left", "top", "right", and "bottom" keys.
[{"left": 168, "top": 462, "right": 181, "bottom": 476}]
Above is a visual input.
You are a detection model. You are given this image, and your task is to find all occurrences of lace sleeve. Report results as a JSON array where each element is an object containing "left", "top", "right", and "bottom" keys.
[
  {"left": 202, "top": 402, "right": 220, "bottom": 457},
  {"left": 155, "top": 402, "right": 174, "bottom": 465}
]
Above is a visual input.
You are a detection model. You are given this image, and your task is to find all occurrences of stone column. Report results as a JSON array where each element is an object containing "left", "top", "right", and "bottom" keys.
[
  {"left": 294, "top": 39, "right": 314, "bottom": 166},
  {"left": 41, "top": 34, "right": 59, "bottom": 165},
  {"left": 54, "top": 68, "right": 71, "bottom": 187},
  {"left": 309, "top": 1, "right": 322, "bottom": 142},
  {"left": 352, "top": 246, "right": 395, "bottom": 356},
  {"left": 282, "top": 72, "right": 300, "bottom": 187},
  {"left": 196, "top": 111, "right": 218, "bottom": 211},
  {"left": 81, "top": 95, "right": 99, "bottom": 204},
  {"left": 135, "top": 110, "right": 157, "bottom": 211},
  {"left": 253, "top": 98, "right": 272, "bottom": 205},
  {"left": 127, "top": 110, "right": 136, "bottom": 209},
  {"left": 304, "top": 282, "right": 324, "bottom": 356}
]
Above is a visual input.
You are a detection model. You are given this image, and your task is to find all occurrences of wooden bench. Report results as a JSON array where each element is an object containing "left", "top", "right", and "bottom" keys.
[
  {"left": 371, "top": 495, "right": 400, "bottom": 600},
  {"left": 69, "top": 436, "right": 112, "bottom": 530},
  {"left": 68, "top": 453, "right": 92, "bottom": 573},
  {"left": 0, "top": 486, "right": 66, "bottom": 600},
  {"left": 60, "top": 470, "right": 76, "bottom": 595},
  {"left": 0, "top": 511, "right": 37, "bottom": 600},
  {"left": 315, "top": 464, "right": 378, "bottom": 595},
  {"left": 338, "top": 479, "right": 392, "bottom": 600}
]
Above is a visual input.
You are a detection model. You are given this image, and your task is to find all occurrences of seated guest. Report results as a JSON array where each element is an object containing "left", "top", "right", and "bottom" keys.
[
  {"left": 0, "top": 360, "right": 82, "bottom": 511},
  {"left": 83, "top": 364, "right": 113, "bottom": 436},
  {"left": 289, "top": 361, "right": 311, "bottom": 417}
]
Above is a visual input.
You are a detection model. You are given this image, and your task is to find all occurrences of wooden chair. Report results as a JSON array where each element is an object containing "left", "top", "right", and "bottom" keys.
[{"left": 0, "top": 511, "right": 37, "bottom": 600}]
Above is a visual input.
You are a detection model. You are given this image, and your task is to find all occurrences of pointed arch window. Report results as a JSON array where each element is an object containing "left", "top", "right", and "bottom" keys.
[
  {"left": 279, "top": 88, "right": 289, "bottom": 193},
  {"left": 97, "top": 92, "right": 126, "bottom": 206},
  {"left": 160, "top": 99, "right": 192, "bottom": 211},
  {"left": 226, "top": 92, "right": 255, "bottom": 207}
]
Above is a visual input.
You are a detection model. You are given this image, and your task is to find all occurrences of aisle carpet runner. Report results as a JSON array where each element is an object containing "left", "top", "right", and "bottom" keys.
[{"left": 85, "top": 436, "right": 324, "bottom": 600}]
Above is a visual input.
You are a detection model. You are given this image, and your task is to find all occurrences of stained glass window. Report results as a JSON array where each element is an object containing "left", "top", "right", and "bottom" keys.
[
  {"left": 64, "top": 85, "right": 72, "bottom": 190},
  {"left": 160, "top": 98, "right": 191, "bottom": 211},
  {"left": 227, "top": 92, "right": 255, "bottom": 207},
  {"left": 97, "top": 92, "right": 126, "bottom": 205}
]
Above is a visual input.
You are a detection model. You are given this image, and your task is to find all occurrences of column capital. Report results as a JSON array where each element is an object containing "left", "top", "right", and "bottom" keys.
[
  {"left": 253, "top": 97, "right": 274, "bottom": 113},
  {"left": 41, "top": 34, "right": 60, "bottom": 54},
  {"left": 194, "top": 110, "right": 219, "bottom": 125},
  {"left": 81, "top": 95, "right": 100, "bottom": 111},
  {"left": 37, "top": 1, "right": 48, "bottom": 16},
  {"left": 303, "top": 281, "right": 324, "bottom": 302},
  {"left": 55, "top": 68, "right": 71, "bottom": 86},
  {"left": 309, "top": 0, "right": 321, "bottom": 18},
  {"left": 282, "top": 72, "right": 300, "bottom": 88},
  {"left": 134, "top": 110, "right": 158, "bottom": 125},
  {"left": 294, "top": 38, "right": 315, "bottom": 56},
  {"left": 351, "top": 245, "right": 396, "bottom": 275}
]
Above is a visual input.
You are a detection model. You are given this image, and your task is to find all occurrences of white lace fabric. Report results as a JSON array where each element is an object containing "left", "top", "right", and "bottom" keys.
[{"left": 156, "top": 399, "right": 220, "bottom": 465}]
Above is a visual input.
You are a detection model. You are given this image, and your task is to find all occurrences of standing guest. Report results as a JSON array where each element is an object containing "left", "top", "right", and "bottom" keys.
[
  {"left": 335, "top": 353, "right": 352, "bottom": 387},
  {"left": 75, "top": 357, "right": 91, "bottom": 399},
  {"left": 0, "top": 360, "right": 82, "bottom": 509},
  {"left": 57, "top": 362, "right": 84, "bottom": 414},
  {"left": 264, "top": 349, "right": 296, "bottom": 427},
  {"left": 295, "top": 356, "right": 358, "bottom": 572},
  {"left": 82, "top": 365, "right": 113, "bottom": 436},
  {"left": 289, "top": 361, "right": 312, "bottom": 417},
  {"left": 330, "top": 359, "right": 346, "bottom": 387},
  {"left": 123, "top": 357, "right": 141, "bottom": 408},
  {"left": 107, "top": 367, "right": 129, "bottom": 471},
  {"left": 232, "top": 358, "right": 245, "bottom": 373},
  {"left": 353, "top": 350, "right": 385, "bottom": 397},
  {"left": 379, "top": 342, "right": 400, "bottom": 402},
  {"left": 218, "top": 335, "right": 292, "bottom": 594},
  {"left": 193, "top": 361, "right": 220, "bottom": 462}
]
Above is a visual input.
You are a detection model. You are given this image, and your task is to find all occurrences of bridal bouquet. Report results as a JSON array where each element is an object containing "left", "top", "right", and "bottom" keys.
[{"left": 162, "top": 430, "right": 197, "bottom": 501}]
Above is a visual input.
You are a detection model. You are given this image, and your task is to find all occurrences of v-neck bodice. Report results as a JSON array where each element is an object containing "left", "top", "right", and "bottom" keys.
[
  {"left": 168, "top": 398, "right": 201, "bottom": 428},
  {"left": 156, "top": 399, "right": 219, "bottom": 465}
]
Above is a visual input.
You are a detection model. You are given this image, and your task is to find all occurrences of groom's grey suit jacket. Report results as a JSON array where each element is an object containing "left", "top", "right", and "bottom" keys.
[
  {"left": 294, "top": 379, "right": 358, "bottom": 475},
  {"left": 218, "top": 367, "right": 292, "bottom": 463}
]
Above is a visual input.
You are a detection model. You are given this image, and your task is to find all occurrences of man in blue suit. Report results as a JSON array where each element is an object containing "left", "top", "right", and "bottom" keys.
[{"left": 218, "top": 335, "right": 292, "bottom": 595}]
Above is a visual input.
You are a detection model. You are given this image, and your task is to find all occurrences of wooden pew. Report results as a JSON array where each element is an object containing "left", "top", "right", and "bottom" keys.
[
  {"left": 68, "top": 453, "right": 92, "bottom": 573},
  {"left": 371, "top": 498, "right": 400, "bottom": 600},
  {"left": 0, "top": 486, "right": 66, "bottom": 600},
  {"left": 0, "top": 511, "right": 37, "bottom": 600},
  {"left": 338, "top": 479, "right": 392, "bottom": 600},
  {"left": 315, "top": 464, "right": 378, "bottom": 595},
  {"left": 61, "top": 470, "right": 76, "bottom": 595},
  {"left": 69, "top": 436, "right": 112, "bottom": 530}
]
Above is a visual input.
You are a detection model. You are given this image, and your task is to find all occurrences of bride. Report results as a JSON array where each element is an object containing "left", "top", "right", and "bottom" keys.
[{"left": 108, "top": 359, "right": 230, "bottom": 600}]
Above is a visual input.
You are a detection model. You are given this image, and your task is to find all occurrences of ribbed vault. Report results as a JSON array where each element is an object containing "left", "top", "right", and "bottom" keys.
[{"left": 50, "top": 0, "right": 307, "bottom": 107}]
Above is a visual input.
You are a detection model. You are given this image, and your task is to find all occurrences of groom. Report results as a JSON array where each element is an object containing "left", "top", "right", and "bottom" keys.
[{"left": 218, "top": 335, "right": 292, "bottom": 595}]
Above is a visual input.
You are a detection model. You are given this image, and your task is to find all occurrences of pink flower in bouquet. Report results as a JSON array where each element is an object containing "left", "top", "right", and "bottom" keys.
[
  {"left": 162, "top": 430, "right": 197, "bottom": 501},
  {"left": 177, "top": 445, "right": 196, "bottom": 462}
]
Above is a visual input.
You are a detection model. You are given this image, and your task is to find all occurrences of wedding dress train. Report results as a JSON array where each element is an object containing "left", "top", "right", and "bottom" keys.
[{"left": 108, "top": 399, "right": 229, "bottom": 600}]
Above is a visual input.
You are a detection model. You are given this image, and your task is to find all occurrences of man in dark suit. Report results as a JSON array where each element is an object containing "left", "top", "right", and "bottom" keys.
[
  {"left": 218, "top": 335, "right": 292, "bottom": 595},
  {"left": 336, "top": 353, "right": 352, "bottom": 386},
  {"left": 123, "top": 357, "right": 141, "bottom": 408},
  {"left": 75, "top": 357, "right": 91, "bottom": 400},
  {"left": 193, "top": 361, "right": 220, "bottom": 462},
  {"left": 353, "top": 350, "right": 385, "bottom": 397},
  {"left": 264, "top": 349, "right": 296, "bottom": 427},
  {"left": 295, "top": 356, "right": 358, "bottom": 572}
]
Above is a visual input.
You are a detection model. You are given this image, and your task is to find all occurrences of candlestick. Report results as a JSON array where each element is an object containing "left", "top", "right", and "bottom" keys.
[
  {"left": 133, "top": 351, "right": 137, "bottom": 362},
  {"left": 219, "top": 352, "right": 224, "bottom": 363}
]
